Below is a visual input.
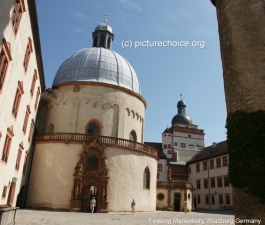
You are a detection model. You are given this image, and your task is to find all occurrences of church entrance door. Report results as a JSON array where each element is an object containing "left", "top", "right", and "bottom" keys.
[{"left": 81, "top": 186, "right": 91, "bottom": 212}]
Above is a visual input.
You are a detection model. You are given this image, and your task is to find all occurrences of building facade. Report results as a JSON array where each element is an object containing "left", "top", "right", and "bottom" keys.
[
  {"left": 147, "top": 99, "right": 205, "bottom": 212},
  {"left": 0, "top": 0, "right": 45, "bottom": 207},
  {"left": 26, "top": 22, "right": 158, "bottom": 212},
  {"left": 187, "top": 141, "right": 233, "bottom": 210}
]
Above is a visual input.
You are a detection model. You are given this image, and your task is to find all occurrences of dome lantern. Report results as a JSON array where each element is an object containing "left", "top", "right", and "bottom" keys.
[{"left": 92, "top": 19, "right": 114, "bottom": 50}]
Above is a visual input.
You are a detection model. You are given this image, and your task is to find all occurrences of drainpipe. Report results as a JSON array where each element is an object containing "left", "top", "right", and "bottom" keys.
[{"left": 208, "top": 159, "right": 211, "bottom": 210}]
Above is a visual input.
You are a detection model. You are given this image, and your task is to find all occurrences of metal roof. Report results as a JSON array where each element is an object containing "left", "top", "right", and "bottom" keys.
[
  {"left": 95, "top": 23, "right": 112, "bottom": 33},
  {"left": 187, "top": 141, "right": 227, "bottom": 164},
  {"left": 52, "top": 47, "right": 140, "bottom": 94},
  {"left": 172, "top": 113, "right": 192, "bottom": 125}
]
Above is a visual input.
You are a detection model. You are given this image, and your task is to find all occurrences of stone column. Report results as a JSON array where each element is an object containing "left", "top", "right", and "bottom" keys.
[{"left": 210, "top": 0, "right": 265, "bottom": 222}]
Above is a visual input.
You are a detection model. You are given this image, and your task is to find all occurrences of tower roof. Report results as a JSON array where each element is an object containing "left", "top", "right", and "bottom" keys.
[
  {"left": 94, "top": 23, "right": 113, "bottom": 33},
  {"left": 171, "top": 100, "right": 193, "bottom": 125}
]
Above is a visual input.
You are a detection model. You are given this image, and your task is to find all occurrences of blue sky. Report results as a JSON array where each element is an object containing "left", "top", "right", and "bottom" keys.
[{"left": 35, "top": 0, "right": 227, "bottom": 147}]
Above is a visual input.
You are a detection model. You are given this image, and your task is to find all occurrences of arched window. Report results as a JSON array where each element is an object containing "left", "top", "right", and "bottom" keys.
[
  {"left": 100, "top": 35, "right": 105, "bottom": 47},
  {"left": 143, "top": 167, "right": 150, "bottom": 189},
  {"left": 88, "top": 122, "right": 99, "bottom": 135},
  {"left": 129, "top": 130, "right": 137, "bottom": 142},
  {"left": 87, "top": 155, "right": 98, "bottom": 171}
]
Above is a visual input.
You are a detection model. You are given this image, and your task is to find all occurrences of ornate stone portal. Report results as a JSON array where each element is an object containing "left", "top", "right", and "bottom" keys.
[{"left": 70, "top": 136, "right": 109, "bottom": 213}]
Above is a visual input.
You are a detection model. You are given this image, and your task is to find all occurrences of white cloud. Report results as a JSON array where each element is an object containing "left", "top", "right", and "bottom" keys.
[
  {"left": 73, "top": 11, "right": 88, "bottom": 20},
  {"left": 118, "top": 0, "right": 142, "bottom": 12}
]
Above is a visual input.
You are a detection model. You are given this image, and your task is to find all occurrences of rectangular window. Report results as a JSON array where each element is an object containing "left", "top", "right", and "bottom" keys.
[
  {"left": 12, "top": 0, "right": 26, "bottom": 34},
  {"left": 223, "top": 156, "right": 228, "bottom": 166},
  {"left": 217, "top": 177, "right": 222, "bottom": 187},
  {"left": 23, "top": 37, "right": 33, "bottom": 71},
  {"left": 1, "top": 127, "right": 14, "bottom": 163},
  {"left": 197, "top": 195, "right": 200, "bottom": 204},
  {"left": 12, "top": 81, "right": 24, "bottom": 117},
  {"left": 172, "top": 152, "right": 178, "bottom": 161},
  {"left": 167, "top": 150, "right": 171, "bottom": 154},
  {"left": 225, "top": 194, "right": 230, "bottom": 205},
  {"left": 0, "top": 39, "right": 12, "bottom": 91},
  {"left": 22, "top": 151, "right": 28, "bottom": 174},
  {"left": 23, "top": 105, "right": 31, "bottom": 133},
  {"left": 205, "top": 195, "right": 209, "bottom": 205},
  {"left": 196, "top": 163, "right": 200, "bottom": 172},
  {"left": 211, "top": 195, "right": 215, "bottom": 205},
  {"left": 216, "top": 158, "right": 221, "bottom": 168},
  {"left": 180, "top": 143, "right": 186, "bottom": 148},
  {"left": 28, "top": 119, "right": 34, "bottom": 142},
  {"left": 196, "top": 180, "right": 201, "bottom": 189},
  {"left": 204, "top": 179, "right": 208, "bottom": 189},
  {"left": 164, "top": 144, "right": 167, "bottom": 148},
  {"left": 15, "top": 144, "right": 23, "bottom": 170},
  {"left": 34, "top": 87, "right": 40, "bottom": 110},
  {"left": 157, "top": 164, "right": 162, "bottom": 172},
  {"left": 174, "top": 142, "right": 177, "bottom": 146},
  {"left": 224, "top": 177, "right": 230, "bottom": 187},
  {"left": 203, "top": 161, "right": 207, "bottom": 170},
  {"left": 211, "top": 178, "right": 215, "bottom": 188},
  {"left": 30, "top": 69, "right": 38, "bottom": 96},
  {"left": 168, "top": 144, "right": 171, "bottom": 148},
  {"left": 210, "top": 159, "right": 214, "bottom": 169},
  {"left": 2, "top": 186, "right": 8, "bottom": 198},
  {"left": 219, "top": 194, "right": 223, "bottom": 205}
]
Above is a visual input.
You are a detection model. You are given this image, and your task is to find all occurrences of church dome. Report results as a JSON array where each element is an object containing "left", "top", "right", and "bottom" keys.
[
  {"left": 52, "top": 48, "right": 140, "bottom": 94},
  {"left": 171, "top": 100, "right": 193, "bottom": 125},
  {"left": 52, "top": 22, "right": 141, "bottom": 94}
]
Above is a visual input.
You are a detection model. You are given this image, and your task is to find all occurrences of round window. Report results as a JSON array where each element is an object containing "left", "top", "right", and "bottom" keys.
[{"left": 157, "top": 193, "right": 165, "bottom": 201}]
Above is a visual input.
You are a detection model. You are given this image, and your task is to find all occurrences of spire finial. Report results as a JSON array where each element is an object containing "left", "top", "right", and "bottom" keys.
[
  {"left": 103, "top": 13, "right": 109, "bottom": 24},
  {"left": 180, "top": 90, "right": 182, "bottom": 100}
]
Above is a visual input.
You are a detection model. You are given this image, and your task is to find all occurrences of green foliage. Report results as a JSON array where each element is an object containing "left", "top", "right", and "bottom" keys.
[{"left": 226, "top": 111, "right": 265, "bottom": 202}]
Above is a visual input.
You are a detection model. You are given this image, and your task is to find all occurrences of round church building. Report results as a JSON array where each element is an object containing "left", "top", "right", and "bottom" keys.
[{"left": 26, "top": 22, "right": 158, "bottom": 212}]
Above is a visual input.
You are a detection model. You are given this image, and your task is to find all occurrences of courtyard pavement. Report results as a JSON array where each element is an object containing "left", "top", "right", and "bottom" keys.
[{"left": 15, "top": 209, "right": 236, "bottom": 225}]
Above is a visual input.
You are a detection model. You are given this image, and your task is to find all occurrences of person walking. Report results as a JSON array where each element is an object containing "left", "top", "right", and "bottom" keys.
[
  {"left": 131, "top": 199, "right": 136, "bottom": 214},
  {"left": 90, "top": 197, "right": 96, "bottom": 213},
  {"left": 183, "top": 200, "right": 187, "bottom": 214}
]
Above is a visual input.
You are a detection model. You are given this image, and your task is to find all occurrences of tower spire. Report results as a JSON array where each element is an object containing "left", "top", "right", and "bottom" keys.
[{"left": 103, "top": 13, "right": 109, "bottom": 24}]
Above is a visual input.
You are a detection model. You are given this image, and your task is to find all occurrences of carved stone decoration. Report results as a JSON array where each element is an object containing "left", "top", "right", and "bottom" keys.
[
  {"left": 90, "top": 134, "right": 100, "bottom": 148},
  {"left": 100, "top": 144, "right": 106, "bottom": 155},
  {"left": 70, "top": 140, "right": 109, "bottom": 213},
  {"left": 100, "top": 182, "right": 106, "bottom": 201},
  {"left": 74, "top": 181, "right": 80, "bottom": 199},
  {"left": 75, "top": 162, "right": 83, "bottom": 175}
]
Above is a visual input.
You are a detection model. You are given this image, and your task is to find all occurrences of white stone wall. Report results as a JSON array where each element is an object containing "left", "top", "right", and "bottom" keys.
[
  {"left": 157, "top": 159, "right": 167, "bottom": 182},
  {"left": 188, "top": 154, "right": 233, "bottom": 209},
  {"left": 173, "top": 127, "right": 204, "bottom": 162},
  {"left": 0, "top": 0, "right": 43, "bottom": 207},
  {"left": 39, "top": 85, "right": 145, "bottom": 143},
  {"left": 156, "top": 188, "right": 168, "bottom": 210},
  {"left": 27, "top": 143, "right": 157, "bottom": 211},
  {"left": 106, "top": 147, "right": 157, "bottom": 211}
]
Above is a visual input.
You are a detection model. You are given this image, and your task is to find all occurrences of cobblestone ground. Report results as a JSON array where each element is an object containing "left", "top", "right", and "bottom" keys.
[{"left": 15, "top": 209, "right": 235, "bottom": 225}]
